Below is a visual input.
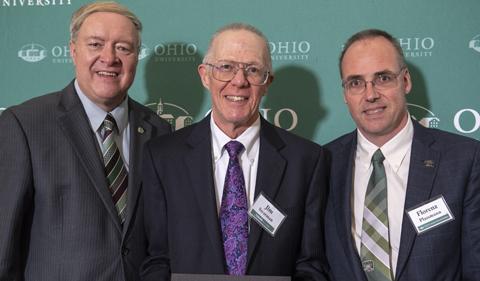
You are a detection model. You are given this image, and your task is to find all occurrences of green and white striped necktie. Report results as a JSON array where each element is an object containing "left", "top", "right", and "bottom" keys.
[
  {"left": 360, "top": 149, "right": 393, "bottom": 281},
  {"left": 100, "top": 113, "right": 128, "bottom": 225}
]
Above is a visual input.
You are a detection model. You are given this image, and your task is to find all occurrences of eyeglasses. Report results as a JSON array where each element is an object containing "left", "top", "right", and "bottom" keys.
[
  {"left": 205, "top": 60, "right": 270, "bottom": 86},
  {"left": 342, "top": 67, "right": 406, "bottom": 95}
]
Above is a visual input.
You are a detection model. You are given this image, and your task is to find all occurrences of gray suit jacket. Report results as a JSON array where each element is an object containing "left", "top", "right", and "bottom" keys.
[
  {"left": 0, "top": 81, "right": 171, "bottom": 281},
  {"left": 325, "top": 120, "right": 480, "bottom": 281}
]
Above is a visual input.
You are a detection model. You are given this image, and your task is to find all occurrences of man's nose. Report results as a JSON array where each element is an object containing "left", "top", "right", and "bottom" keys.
[
  {"left": 364, "top": 81, "right": 380, "bottom": 102},
  {"left": 230, "top": 67, "right": 249, "bottom": 87},
  {"left": 100, "top": 45, "right": 117, "bottom": 65}
]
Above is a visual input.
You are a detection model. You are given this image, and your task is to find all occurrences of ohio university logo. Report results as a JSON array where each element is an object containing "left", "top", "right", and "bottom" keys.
[
  {"left": 454, "top": 108, "right": 480, "bottom": 134},
  {"left": 269, "top": 41, "right": 311, "bottom": 61},
  {"left": 203, "top": 107, "right": 299, "bottom": 131},
  {"left": 146, "top": 98, "right": 299, "bottom": 132},
  {"left": 398, "top": 37, "right": 435, "bottom": 58},
  {"left": 139, "top": 42, "right": 198, "bottom": 63},
  {"left": 259, "top": 108, "right": 298, "bottom": 131},
  {"left": 407, "top": 103, "right": 440, "bottom": 128},
  {"left": 2, "top": 0, "right": 72, "bottom": 7},
  {"left": 408, "top": 103, "right": 480, "bottom": 135},
  {"left": 17, "top": 43, "right": 72, "bottom": 64},
  {"left": 469, "top": 34, "right": 480, "bottom": 53},
  {"left": 145, "top": 99, "right": 194, "bottom": 131},
  {"left": 18, "top": 43, "right": 47, "bottom": 62}
]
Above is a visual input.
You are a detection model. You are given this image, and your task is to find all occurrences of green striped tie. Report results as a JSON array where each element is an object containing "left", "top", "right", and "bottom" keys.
[
  {"left": 100, "top": 114, "right": 128, "bottom": 225},
  {"left": 360, "top": 149, "right": 393, "bottom": 281}
]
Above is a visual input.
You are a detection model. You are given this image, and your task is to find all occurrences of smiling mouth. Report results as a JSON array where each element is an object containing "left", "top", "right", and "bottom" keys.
[
  {"left": 97, "top": 71, "right": 118, "bottom": 77},
  {"left": 225, "top": 95, "right": 247, "bottom": 102},
  {"left": 364, "top": 107, "right": 385, "bottom": 115}
]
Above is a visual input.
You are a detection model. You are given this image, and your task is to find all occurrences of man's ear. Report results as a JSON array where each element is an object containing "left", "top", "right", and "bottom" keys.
[
  {"left": 403, "top": 68, "right": 412, "bottom": 95},
  {"left": 198, "top": 64, "right": 210, "bottom": 90}
]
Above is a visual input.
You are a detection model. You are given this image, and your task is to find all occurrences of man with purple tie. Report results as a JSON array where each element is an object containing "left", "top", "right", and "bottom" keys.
[{"left": 141, "top": 23, "right": 329, "bottom": 281}]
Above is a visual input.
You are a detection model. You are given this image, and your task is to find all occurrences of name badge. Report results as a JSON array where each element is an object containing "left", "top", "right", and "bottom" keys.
[
  {"left": 406, "top": 195, "right": 454, "bottom": 234},
  {"left": 248, "top": 193, "right": 287, "bottom": 236}
]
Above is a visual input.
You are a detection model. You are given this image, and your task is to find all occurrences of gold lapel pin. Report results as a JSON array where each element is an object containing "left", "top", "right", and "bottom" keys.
[{"left": 137, "top": 126, "right": 145, "bottom": 134}]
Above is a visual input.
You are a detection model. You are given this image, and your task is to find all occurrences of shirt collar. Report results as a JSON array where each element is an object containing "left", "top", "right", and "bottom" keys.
[
  {"left": 74, "top": 79, "right": 129, "bottom": 133},
  {"left": 356, "top": 115, "right": 413, "bottom": 172},
  {"left": 211, "top": 115, "right": 261, "bottom": 161}
]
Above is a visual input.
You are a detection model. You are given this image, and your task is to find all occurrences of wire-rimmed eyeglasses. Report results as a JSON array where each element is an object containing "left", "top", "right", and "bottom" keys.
[
  {"left": 342, "top": 67, "right": 407, "bottom": 95},
  {"left": 205, "top": 60, "right": 270, "bottom": 86}
]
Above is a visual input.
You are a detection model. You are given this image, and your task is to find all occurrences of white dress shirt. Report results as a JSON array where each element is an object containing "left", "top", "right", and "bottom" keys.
[
  {"left": 352, "top": 117, "right": 413, "bottom": 276},
  {"left": 75, "top": 79, "right": 130, "bottom": 170},
  {"left": 211, "top": 115, "right": 260, "bottom": 214}
]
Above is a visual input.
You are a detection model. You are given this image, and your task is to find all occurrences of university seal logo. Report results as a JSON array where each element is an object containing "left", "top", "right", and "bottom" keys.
[
  {"left": 146, "top": 98, "right": 193, "bottom": 131},
  {"left": 408, "top": 103, "right": 439, "bottom": 128},
  {"left": 18, "top": 43, "right": 47, "bottom": 63}
]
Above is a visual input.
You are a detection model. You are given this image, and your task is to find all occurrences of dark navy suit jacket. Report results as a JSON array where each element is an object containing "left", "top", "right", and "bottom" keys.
[
  {"left": 325, "top": 120, "right": 480, "bottom": 281},
  {"left": 141, "top": 115, "right": 330, "bottom": 281}
]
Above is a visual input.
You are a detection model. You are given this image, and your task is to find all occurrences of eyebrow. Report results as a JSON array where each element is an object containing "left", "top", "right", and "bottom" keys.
[
  {"left": 217, "top": 60, "right": 264, "bottom": 67},
  {"left": 85, "top": 36, "right": 134, "bottom": 45},
  {"left": 344, "top": 69, "right": 396, "bottom": 80},
  {"left": 85, "top": 36, "right": 105, "bottom": 42}
]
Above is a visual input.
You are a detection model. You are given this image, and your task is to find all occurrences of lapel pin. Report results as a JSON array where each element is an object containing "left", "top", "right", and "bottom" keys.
[
  {"left": 137, "top": 126, "right": 145, "bottom": 134},
  {"left": 423, "top": 160, "right": 434, "bottom": 168}
]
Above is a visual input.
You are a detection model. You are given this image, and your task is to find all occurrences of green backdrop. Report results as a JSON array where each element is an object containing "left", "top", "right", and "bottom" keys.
[{"left": 1, "top": 0, "right": 479, "bottom": 144}]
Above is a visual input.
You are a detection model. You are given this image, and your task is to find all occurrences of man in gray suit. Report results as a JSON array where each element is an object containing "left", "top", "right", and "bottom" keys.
[{"left": 0, "top": 2, "right": 171, "bottom": 280}]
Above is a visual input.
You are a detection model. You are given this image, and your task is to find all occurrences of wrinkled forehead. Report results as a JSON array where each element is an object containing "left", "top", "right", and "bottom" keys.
[{"left": 210, "top": 30, "right": 269, "bottom": 66}]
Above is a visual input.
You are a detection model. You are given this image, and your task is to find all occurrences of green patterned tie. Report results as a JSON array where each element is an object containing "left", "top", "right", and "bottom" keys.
[
  {"left": 360, "top": 149, "right": 393, "bottom": 281},
  {"left": 100, "top": 114, "right": 128, "bottom": 225}
]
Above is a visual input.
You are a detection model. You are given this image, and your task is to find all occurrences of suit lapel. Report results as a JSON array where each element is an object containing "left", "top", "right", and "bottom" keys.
[
  {"left": 332, "top": 132, "right": 368, "bottom": 281},
  {"left": 56, "top": 82, "right": 122, "bottom": 232},
  {"left": 185, "top": 116, "right": 226, "bottom": 268},
  {"left": 247, "top": 119, "right": 287, "bottom": 268},
  {"left": 395, "top": 122, "right": 439, "bottom": 280},
  {"left": 123, "top": 100, "right": 154, "bottom": 232}
]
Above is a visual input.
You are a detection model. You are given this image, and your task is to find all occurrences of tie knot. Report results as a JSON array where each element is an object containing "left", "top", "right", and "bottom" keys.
[
  {"left": 225, "top": 141, "right": 244, "bottom": 158},
  {"left": 372, "top": 149, "right": 385, "bottom": 163},
  {"left": 100, "top": 114, "right": 118, "bottom": 141},
  {"left": 102, "top": 113, "right": 117, "bottom": 132}
]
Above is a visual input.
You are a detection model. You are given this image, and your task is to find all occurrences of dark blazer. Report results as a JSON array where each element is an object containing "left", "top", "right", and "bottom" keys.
[
  {"left": 325, "top": 120, "right": 480, "bottom": 281},
  {"left": 0, "top": 81, "right": 171, "bottom": 281},
  {"left": 141, "top": 115, "right": 329, "bottom": 281}
]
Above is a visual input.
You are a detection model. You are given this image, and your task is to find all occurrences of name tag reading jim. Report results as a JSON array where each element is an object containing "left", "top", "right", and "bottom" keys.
[
  {"left": 249, "top": 193, "right": 287, "bottom": 237},
  {"left": 406, "top": 195, "right": 454, "bottom": 235}
]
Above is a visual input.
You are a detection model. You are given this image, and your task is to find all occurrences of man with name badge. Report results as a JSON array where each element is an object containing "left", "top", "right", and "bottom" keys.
[
  {"left": 325, "top": 29, "right": 480, "bottom": 281},
  {"left": 141, "top": 23, "right": 329, "bottom": 281},
  {"left": 0, "top": 2, "right": 171, "bottom": 280}
]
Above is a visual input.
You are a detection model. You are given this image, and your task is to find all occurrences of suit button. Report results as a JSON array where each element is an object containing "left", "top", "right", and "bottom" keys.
[{"left": 122, "top": 247, "right": 130, "bottom": 256}]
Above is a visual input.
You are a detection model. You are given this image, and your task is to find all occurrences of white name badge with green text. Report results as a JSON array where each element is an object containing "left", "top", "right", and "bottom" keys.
[
  {"left": 248, "top": 193, "right": 286, "bottom": 236},
  {"left": 406, "top": 195, "right": 454, "bottom": 234}
]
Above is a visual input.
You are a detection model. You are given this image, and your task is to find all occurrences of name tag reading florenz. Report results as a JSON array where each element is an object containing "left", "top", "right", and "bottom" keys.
[{"left": 406, "top": 195, "right": 454, "bottom": 234}]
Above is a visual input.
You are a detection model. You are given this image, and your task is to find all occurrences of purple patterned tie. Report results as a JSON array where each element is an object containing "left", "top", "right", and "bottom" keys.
[{"left": 219, "top": 140, "right": 248, "bottom": 275}]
